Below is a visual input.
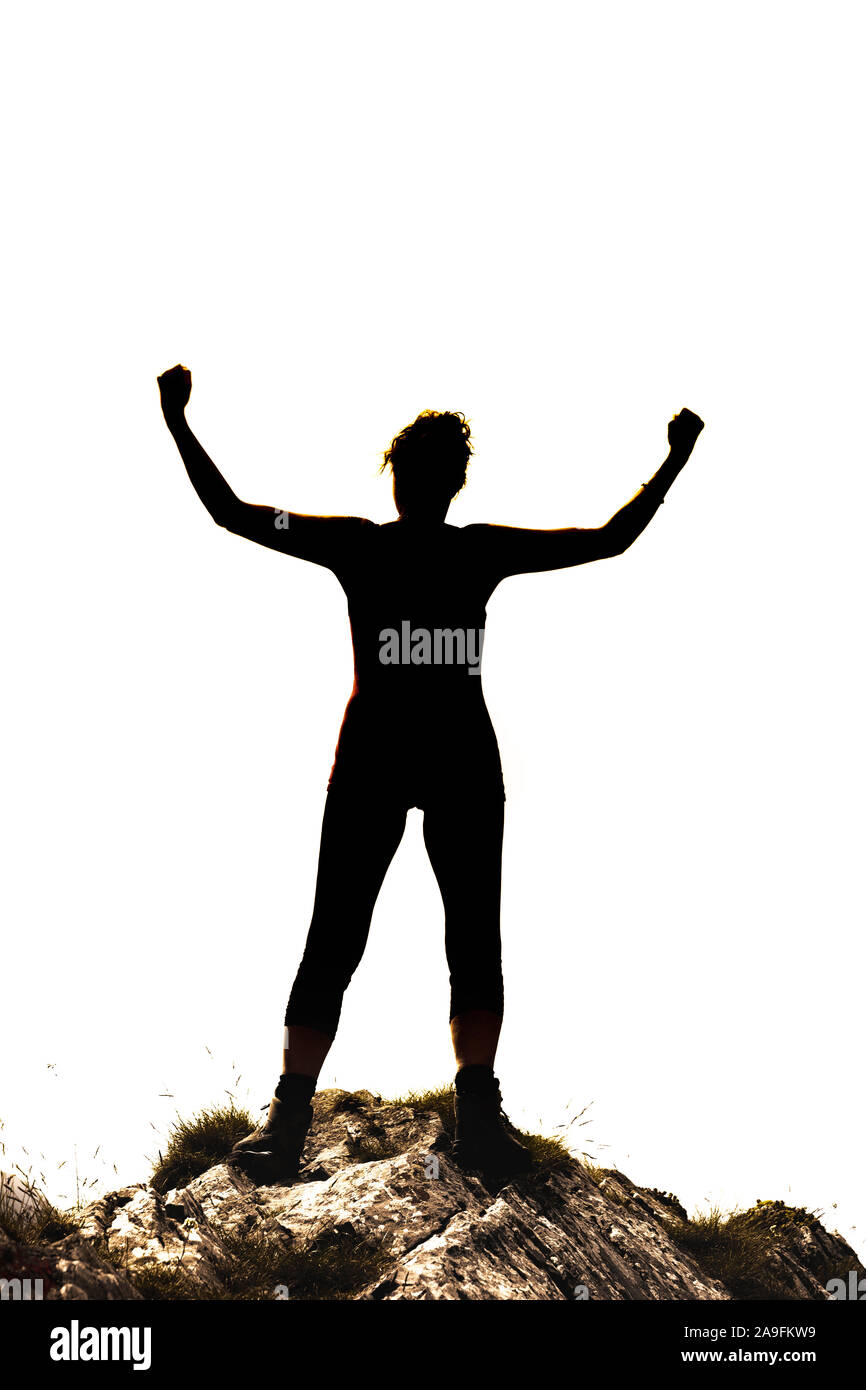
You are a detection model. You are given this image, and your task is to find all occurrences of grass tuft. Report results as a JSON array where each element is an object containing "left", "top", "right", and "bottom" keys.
[
  {"left": 349, "top": 1134, "right": 408, "bottom": 1163},
  {"left": 515, "top": 1130, "right": 576, "bottom": 1175},
  {"left": 150, "top": 1103, "right": 255, "bottom": 1194},
  {"left": 662, "top": 1199, "right": 827, "bottom": 1300},
  {"left": 382, "top": 1081, "right": 577, "bottom": 1176},
  {"left": 0, "top": 1173, "right": 78, "bottom": 1245},
  {"left": 108, "top": 1226, "right": 390, "bottom": 1301},
  {"left": 579, "top": 1160, "right": 614, "bottom": 1186},
  {"left": 381, "top": 1083, "right": 458, "bottom": 1135}
]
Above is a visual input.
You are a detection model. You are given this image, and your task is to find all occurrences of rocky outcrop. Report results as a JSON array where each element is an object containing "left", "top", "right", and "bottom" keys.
[
  {"left": 1, "top": 1090, "right": 861, "bottom": 1301},
  {"left": 0, "top": 1227, "right": 144, "bottom": 1301}
]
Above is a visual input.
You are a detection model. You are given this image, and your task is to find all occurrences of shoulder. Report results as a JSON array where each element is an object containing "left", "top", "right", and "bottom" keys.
[
  {"left": 460, "top": 523, "right": 507, "bottom": 551},
  {"left": 329, "top": 515, "right": 375, "bottom": 530},
  {"left": 291, "top": 514, "right": 377, "bottom": 541}
]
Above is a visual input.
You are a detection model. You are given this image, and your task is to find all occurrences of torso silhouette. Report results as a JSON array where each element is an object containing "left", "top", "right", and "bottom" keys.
[
  {"left": 224, "top": 506, "right": 604, "bottom": 807},
  {"left": 326, "top": 518, "right": 504, "bottom": 804}
]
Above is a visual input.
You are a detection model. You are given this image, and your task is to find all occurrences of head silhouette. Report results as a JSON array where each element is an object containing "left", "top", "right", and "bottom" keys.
[{"left": 381, "top": 410, "right": 473, "bottom": 522}]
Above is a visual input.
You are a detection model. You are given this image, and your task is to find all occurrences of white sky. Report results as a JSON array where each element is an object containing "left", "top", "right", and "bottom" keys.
[{"left": 2, "top": 1, "right": 864, "bottom": 1261}]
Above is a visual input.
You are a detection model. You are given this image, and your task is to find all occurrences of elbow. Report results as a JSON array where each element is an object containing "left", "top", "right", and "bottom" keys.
[
  {"left": 598, "top": 523, "right": 630, "bottom": 559},
  {"left": 209, "top": 496, "right": 242, "bottom": 531}
]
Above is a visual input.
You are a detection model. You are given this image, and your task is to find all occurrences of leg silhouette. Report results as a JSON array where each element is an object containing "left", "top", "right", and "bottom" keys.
[
  {"left": 284, "top": 782, "right": 409, "bottom": 1047},
  {"left": 421, "top": 791, "right": 506, "bottom": 1057}
]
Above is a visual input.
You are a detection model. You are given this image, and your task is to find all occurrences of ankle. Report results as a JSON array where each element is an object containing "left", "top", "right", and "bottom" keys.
[
  {"left": 455, "top": 1063, "right": 498, "bottom": 1096},
  {"left": 275, "top": 1072, "right": 316, "bottom": 1106}
]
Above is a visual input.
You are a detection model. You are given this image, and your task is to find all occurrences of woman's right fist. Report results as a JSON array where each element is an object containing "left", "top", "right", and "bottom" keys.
[
  {"left": 668, "top": 407, "right": 704, "bottom": 454},
  {"left": 157, "top": 363, "right": 192, "bottom": 421}
]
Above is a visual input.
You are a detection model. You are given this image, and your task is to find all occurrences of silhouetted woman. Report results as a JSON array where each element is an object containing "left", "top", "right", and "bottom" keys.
[{"left": 157, "top": 363, "right": 704, "bottom": 1182}]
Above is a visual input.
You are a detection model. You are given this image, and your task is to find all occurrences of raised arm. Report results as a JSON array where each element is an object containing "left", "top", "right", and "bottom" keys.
[
  {"left": 601, "top": 408, "right": 704, "bottom": 556},
  {"left": 157, "top": 365, "right": 241, "bottom": 527},
  {"left": 156, "top": 363, "right": 368, "bottom": 568},
  {"left": 474, "top": 408, "right": 704, "bottom": 580}
]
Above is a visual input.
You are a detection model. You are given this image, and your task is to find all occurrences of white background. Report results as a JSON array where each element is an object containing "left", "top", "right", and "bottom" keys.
[{"left": 2, "top": 1, "right": 863, "bottom": 1260}]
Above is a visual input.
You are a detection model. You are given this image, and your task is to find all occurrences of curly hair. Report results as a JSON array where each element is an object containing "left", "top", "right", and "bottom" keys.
[{"left": 380, "top": 410, "right": 473, "bottom": 504}]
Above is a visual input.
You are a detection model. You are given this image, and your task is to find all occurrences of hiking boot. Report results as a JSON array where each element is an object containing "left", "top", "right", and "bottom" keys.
[
  {"left": 225, "top": 1096, "right": 313, "bottom": 1186},
  {"left": 451, "top": 1080, "right": 533, "bottom": 1178}
]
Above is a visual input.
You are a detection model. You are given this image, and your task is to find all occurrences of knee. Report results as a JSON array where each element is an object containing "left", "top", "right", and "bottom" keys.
[{"left": 292, "top": 947, "right": 356, "bottom": 998}]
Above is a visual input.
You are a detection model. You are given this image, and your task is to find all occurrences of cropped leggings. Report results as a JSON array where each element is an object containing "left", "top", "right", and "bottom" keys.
[{"left": 284, "top": 776, "right": 506, "bottom": 1040}]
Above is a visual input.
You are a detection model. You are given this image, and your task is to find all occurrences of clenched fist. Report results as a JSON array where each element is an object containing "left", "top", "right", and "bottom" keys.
[
  {"left": 668, "top": 407, "right": 704, "bottom": 455},
  {"left": 157, "top": 363, "right": 192, "bottom": 423}
]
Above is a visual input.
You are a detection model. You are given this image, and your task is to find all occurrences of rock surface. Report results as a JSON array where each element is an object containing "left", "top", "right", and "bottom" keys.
[{"left": 1, "top": 1089, "right": 861, "bottom": 1301}]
